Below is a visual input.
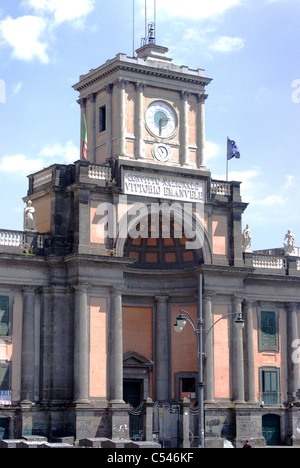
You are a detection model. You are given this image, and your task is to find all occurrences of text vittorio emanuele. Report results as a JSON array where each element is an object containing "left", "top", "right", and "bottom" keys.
[{"left": 124, "top": 171, "right": 205, "bottom": 203}]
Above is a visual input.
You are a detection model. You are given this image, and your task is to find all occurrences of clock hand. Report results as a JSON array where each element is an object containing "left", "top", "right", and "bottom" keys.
[{"left": 159, "top": 117, "right": 170, "bottom": 136}]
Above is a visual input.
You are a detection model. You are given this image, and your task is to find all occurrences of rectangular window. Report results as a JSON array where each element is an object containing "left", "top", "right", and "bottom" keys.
[
  {"left": 0, "top": 296, "right": 9, "bottom": 337},
  {"left": 182, "top": 378, "right": 196, "bottom": 393},
  {"left": 262, "top": 369, "right": 280, "bottom": 405},
  {"left": 99, "top": 106, "right": 106, "bottom": 133},
  {"left": 0, "top": 364, "right": 10, "bottom": 391},
  {"left": 261, "top": 311, "right": 277, "bottom": 348}
]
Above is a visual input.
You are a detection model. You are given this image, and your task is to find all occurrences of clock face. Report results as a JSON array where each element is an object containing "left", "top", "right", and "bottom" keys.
[
  {"left": 152, "top": 144, "right": 172, "bottom": 162},
  {"left": 145, "top": 101, "right": 178, "bottom": 139}
]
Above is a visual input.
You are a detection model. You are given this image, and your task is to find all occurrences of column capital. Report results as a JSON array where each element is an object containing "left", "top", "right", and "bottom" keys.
[
  {"left": 114, "top": 78, "right": 129, "bottom": 89},
  {"left": 155, "top": 295, "right": 169, "bottom": 303},
  {"left": 77, "top": 97, "right": 87, "bottom": 106},
  {"left": 135, "top": 81, "right": 146, "bottom": 92},
  {"left": 73, "top": 282, "right": 90, "bottom": 293},
  {"left": 87, "top": 92, "right": 97, "bottom": 103},
  {"left": 103, "top": 83, "right": 113, "bottom": 94},
  {"left": 232, "top": 296, "right": 244, "bottom": 306},
  {"left": 22, "top": 286, "right": 37, "bottom": 295},
  {"left": 180, "top": 90, "right": 191, "bottom": 100},
  {"left": 202, "top": 291, "right": 215, "bottom": 302},
  {"left": 196, "top": 93, "right": 208, "bottom": 103},
  {"left": 110, "top": 285, "right": 124, "bottom": 296},
  {"left": 287, "top": 302, "right": 299, "bottom": 311}
]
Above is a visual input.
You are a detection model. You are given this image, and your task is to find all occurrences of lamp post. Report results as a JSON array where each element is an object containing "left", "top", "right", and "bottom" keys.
[{"left": 174, "top": 274, "right": 245, "bottom": 449}]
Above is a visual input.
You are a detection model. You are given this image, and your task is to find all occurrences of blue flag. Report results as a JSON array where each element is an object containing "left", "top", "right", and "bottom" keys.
[{"left": 227, "top": 138, "right": 240, "bottom": 160}]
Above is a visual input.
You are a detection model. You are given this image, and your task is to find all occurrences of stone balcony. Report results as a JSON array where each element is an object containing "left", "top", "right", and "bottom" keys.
[
  {"left": 244, "top": 250, "right": 300, "bottom": 277},
  {"left": 0, "top": 230, "right": 51, "bottom": 256}
]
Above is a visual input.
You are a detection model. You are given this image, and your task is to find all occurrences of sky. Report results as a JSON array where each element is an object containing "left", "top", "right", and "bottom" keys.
[{"left": 0, "top": 0, "right": 300, "bottom": 251}]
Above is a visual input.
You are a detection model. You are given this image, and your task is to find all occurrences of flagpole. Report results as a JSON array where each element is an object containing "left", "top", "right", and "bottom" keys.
[
  {"left": 133, "top": 0, "right": 135, "bottom": 56},
  {"left": 226, "top": 137, "right": 229, "bottom": 181},
  {"left": 226, "top": 158, "right": 229, "bottom": 182},
  {"left": 145, "top": 0, "right": 148, "bottom": 44}
]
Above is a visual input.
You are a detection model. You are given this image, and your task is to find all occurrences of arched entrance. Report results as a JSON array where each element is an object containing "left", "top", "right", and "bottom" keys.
[
  {"left": 262, "top": 414, "right": 281, "bottom": 446},
  {"left": 116, "top": 203, "right": 212, "bottom": 268}
]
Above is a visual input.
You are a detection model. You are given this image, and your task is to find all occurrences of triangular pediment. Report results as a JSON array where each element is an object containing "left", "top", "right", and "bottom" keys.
[{"left": 123, "top": 351, "right": 153, "bottom": 368}]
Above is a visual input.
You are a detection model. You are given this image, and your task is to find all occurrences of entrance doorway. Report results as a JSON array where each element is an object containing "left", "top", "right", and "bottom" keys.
[
  {"left": 123, "top": 379, "right": 143, "bottom": 440},
  {"left": 123, "top": 379, "right": 143, "bottom": 408},
  {"left": 262, "top": 414, "right": 281, "bottom": 446}
]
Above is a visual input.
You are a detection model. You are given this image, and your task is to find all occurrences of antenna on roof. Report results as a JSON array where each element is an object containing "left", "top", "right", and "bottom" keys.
[{"left": 141, "top": 0, "right": 157, "bottom": 47}]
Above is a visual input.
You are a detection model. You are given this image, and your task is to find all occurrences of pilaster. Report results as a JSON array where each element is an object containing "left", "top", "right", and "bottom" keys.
[
  {"left": 196, "top": 94, "right": 207, "bottom": 169},
  {"left": 155, "top": 296, "right": 169, "bottom": 402},
  {"left": 73, "top": 284, "right": 90, "bottom": 405},
  {"left": 232, "top": 297, "right": 245, "bottom": 403}
]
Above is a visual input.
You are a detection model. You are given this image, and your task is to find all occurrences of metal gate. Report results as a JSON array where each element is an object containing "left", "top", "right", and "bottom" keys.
[
  {"left": 152, "top": 403, "right": 181, "bottom": 448},
  {"left": 129, "top": 404, "right": 144, "bottom": 441},
  {"left": 189, "top": 406, "right": 199, "bottom": 448}
]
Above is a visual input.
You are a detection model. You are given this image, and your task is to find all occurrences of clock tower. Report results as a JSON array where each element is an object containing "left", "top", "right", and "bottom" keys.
[{"left": 73, "top": 43, "right": 212, "bottom": 171}]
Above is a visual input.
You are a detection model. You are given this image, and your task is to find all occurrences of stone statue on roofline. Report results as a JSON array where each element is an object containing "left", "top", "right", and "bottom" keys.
[
  {"left": 284, "top": 229, "right": 296, "bottom": 256},
  {"left": 242, "top": 224, "right": 252, "bottom": 253},
  {"left": 24, "top": 200, "right": 37, "bottom": 232}
]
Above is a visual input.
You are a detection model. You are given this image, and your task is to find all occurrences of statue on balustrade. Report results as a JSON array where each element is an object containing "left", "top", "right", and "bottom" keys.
[
  {"left": 242, "top": 224, "right": 252, "bottom": 252},
  {"left": 24, "top": 200, "right": 37, "bottom": 232},
  {"left": 284, "top": 229, "right": 296, "bottom": 256}
]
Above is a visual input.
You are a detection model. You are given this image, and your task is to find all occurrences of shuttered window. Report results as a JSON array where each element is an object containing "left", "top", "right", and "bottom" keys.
[
  {"left": 261, "top": 311, "right": 277, "bottom": 348},
  {"left": 0, "top": 296, "right": 9, "bottom": 337},
  {"left": 262, "top": 369, "right": 279, "bottom": 405}
]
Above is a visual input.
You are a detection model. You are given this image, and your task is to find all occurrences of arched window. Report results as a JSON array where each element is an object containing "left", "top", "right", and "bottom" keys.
[{"left": 124, "top": 214, "right": 202, "bottom": 269}]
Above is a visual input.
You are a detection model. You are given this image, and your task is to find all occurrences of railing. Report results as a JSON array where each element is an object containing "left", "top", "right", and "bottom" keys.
[
  {"left": 261, "top": 392, "right": 281, "bottom": 406},
  {"left": 0, "top": 230, "right": 24, "bottom": 247},
  {"left": 88, "top": 164, "right": 112, "bottom": 181},
  {"left": 0, "top": 230, "right": 46, "bottom": 253},
  {"left": 253, "top": 255, "right": 287, "bottom": 270},
  {"left": 211, "top": 180, "right": 231, "bottom": 196}
]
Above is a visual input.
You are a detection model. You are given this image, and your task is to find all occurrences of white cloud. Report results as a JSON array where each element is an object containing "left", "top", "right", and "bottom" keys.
[
  {"left": 153, "top": 0, "right": 241, "bottom": 19},
  {"left": 211, "top": 36, "right": 245, "bottom": 52},
  {"left": 204, "top": 141, "right": 220, "bottom": 160},
  {"left": 0, "top": 154, "right": 45, "bottom": 174},
  {"left": 0, "top": 15, "right": 49, "bottom": 63},
  {"left": 39, "top": 140, "right": 79, "bottom": 164},
  {"left": 0, "top": 0, "right": 96, "bottom": 63},
  {"left": 0, "top": 141, "right": 79, "bottom": 175},
  {"left": 22, "top": 0, "right": 96, "bottom": 24}
]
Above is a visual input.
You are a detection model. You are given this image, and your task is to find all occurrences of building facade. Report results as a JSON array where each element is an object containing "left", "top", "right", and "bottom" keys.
[{"left": 0, "top": 43, "right": 300, "bottom": 447}]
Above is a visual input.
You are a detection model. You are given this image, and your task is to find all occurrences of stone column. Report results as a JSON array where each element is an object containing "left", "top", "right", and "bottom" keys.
[
  {"left": 88, "top": 93, "right": 97, "bottom": 163},
  {"left": 232, "top": 297, "right": 245, "bottom": 403},
  {"left": 21, "top": 287, "right": 36, "bottom": 404},
  {"left": 196, "top": 94, "right": 208, "bottom": 169},
  {"left": 243, "top": 301, "right": 256, "bottom": 403},
  {"left": 40, "top": 287, "right": 51, "bottom": 404},
  {"left": 78, "top": 97, "right": 87, "bottom": 160},
  {"left": 180, "top": 91, "right": 190, "bottom": 166},
  {"left": 110, "top": 288, "right": 124, "bottom": 403},
  {"left": 104, "top": 84, "right": 113, "bottom": 161},
  {"left": 114, "top": 79, "right": 128, "bottom": 157},
  {"left": 287, "top": 303, "right": 299, "bottom": 402},
  {"left": 74, "top": 284, "right": 90, "bottom": 404},
  {"left": 203, "top": 293, "right": 214, "bottom": 402},
  {"left": 155, "top": 296, "right": 169, "bottom": 402},
  {"left": 135, "top": 82, "right": 146, "bottom": 159}
]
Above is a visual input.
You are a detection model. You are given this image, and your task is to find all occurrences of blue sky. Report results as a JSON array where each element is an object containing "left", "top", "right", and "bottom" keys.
[{"left": 0, "top": 0, "right": 299, "bottom": 251}]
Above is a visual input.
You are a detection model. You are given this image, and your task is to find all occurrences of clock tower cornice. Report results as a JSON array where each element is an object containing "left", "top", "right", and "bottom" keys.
[{"left": 73, "top": 49, "right": 212, "bottom": 94}]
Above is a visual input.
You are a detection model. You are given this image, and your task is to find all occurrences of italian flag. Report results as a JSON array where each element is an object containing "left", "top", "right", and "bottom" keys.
[{"left": 82, "top": 114, "right": 87, "bottom": 160}]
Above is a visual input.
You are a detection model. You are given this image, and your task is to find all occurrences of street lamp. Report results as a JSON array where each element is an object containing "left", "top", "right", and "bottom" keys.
[{"left": 173, "top": 275, "right": 245, "bottom": 448}]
